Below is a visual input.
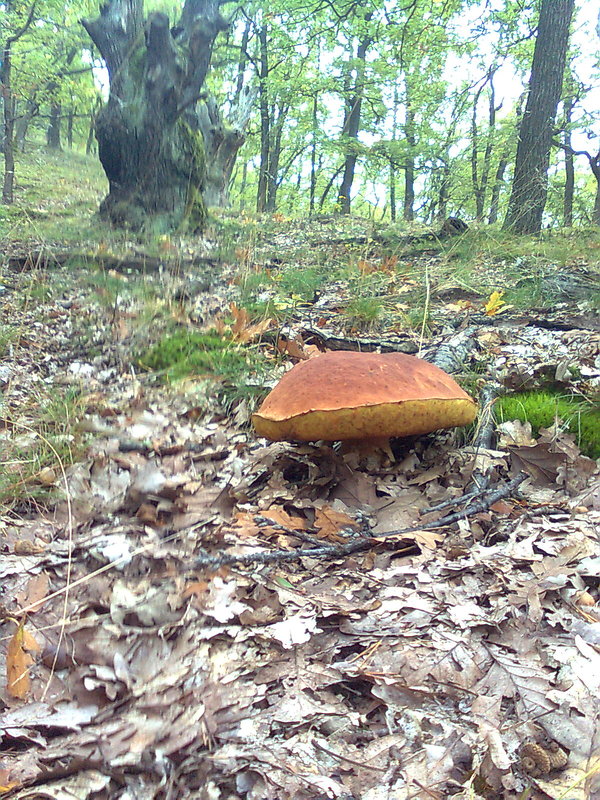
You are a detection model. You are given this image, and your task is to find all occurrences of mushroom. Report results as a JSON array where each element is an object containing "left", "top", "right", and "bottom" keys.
[{"left": 252, "top": 351, "right": 477, "bottom": 442}]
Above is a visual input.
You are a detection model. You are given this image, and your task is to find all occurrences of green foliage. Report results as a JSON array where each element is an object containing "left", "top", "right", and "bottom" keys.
[
  {"left": 345, "top": 296, "right": 384, "bottom": 328},
  {"left": 496, "top": 390, "right": 600, "bottom": 459},
  {"left": 140, "top": 329, "right": 266, "bottom": 386},
  {"left": 277, "top": 266, "right": 327, "bottom": 301},
  {"left": 0, "top": 388, "right": 85, "bottom": 509}
]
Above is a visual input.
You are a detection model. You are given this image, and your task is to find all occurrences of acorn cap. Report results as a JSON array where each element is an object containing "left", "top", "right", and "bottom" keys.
[{"left": 252, "top": 351, "right": 477, "bottom": 442}]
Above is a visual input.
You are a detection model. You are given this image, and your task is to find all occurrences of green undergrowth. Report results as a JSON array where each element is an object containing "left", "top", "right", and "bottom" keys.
[
  {"left": 0, "top": 388, "right": 85, "bottom": 510},
  {"left": 495, "top": 390, "right": 600, "bottom": 459},
  {"left": 139, "top": 329, "right": 270, "bottom": 408},
  {"left": 0, "top": 142, "right": 113, "bottom": 246}
]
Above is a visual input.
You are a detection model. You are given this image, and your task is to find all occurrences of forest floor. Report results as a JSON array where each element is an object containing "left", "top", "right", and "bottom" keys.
[{"left": 1, "top": 145, "right": 599, "bottom": 800}]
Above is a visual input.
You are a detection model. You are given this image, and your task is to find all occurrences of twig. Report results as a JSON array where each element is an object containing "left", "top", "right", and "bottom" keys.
[
  {"left": 375, "top": 473, "right": 525, "bottom": 538},
  {"left": 192, "top": 475, "right": 526, "bottom": 570},
  {"left": 422, "top": 383, "right": 502, "bottom": 515},
  {"left": 311, "top": 739, "right": 387, "bottom": 772}
]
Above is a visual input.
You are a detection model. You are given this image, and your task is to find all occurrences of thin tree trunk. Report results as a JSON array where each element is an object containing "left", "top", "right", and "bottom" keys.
[
  {"left": 471, "top": 69, "right": 499, "bottom": 222},
  {"left": 437, "top": 158, "right": 451, "bottom": 222},
  {"left": 503, "top": 0, "right": 574, "bottom": 234},
  {"left": 67, "top": 108, "right": 74, "bottom": 148},
  {"left": 403, "top": 100, "right": 415, "bottom": 221},
  {"left": 1, "top": 0, "right": 36, "bottom": 201},
  {"left": 488, "top": 153, "right": 508, "bottom": 224},
  {"left": 256, "top": 24, "right": 270, "bottom": 213},
  {"left": 15, "top": 98, "right": 39, "bottom": 151},
  {"left": 47, "top": 103, "right": 62, "bottom": 150},
  {"left": 562, "top": 93, "right": 574, "bottom": 226},
  {"left": 389, "top": 85, "right": 399, "bottom": 223},
  {"left": 1, "top": 69, "right": 16, "bottom": 203},
  {"left": 266, "top": 114, "right": 284, "bottom": 212},
  {"left": 338, "top": 20, "right": 372, "bottom": 214},
  {"left": 320, "top": 165, "right": 344, "bottom": 210},
  {"left": 309, "top": 46, "right": 321, "bottom": 217}
]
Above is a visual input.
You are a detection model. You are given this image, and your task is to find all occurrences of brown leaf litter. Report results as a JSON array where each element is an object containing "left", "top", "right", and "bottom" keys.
[{"left": 1, "top": 243, "right": 599, "bottom": 800}]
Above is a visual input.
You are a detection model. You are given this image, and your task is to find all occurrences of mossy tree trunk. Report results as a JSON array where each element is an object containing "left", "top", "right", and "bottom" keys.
[
  {"left": 82, "top": 0, "right": 229, "bottom": 233},
  {"left": 196, "top": 87, "right": 255, "bottom": 207}
]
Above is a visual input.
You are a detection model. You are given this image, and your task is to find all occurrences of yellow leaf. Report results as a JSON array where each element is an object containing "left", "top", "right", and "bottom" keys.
[{"left": 484, "top": 290, "right": 510, "bottom": 316}]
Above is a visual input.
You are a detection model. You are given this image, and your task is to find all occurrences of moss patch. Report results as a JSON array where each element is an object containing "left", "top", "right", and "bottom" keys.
[
  {"left": 496, "top": 390, "right": 600, "bottom": 459},
  {"left": 139, "top": 328, "right": 268, "bottom": 394}
]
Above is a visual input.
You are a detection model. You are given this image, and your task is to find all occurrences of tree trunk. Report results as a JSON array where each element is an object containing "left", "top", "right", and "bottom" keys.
[
  {"left": 1, "top": 59, "right": 16, "bottom": 203},
  {"left": 47, "top": 103, "right": 62, "bottom": 150},
  {"left": 266, "top": 112, "right": 285, "bottom": 212},
  {"left": 197, "top": 87, "right": 255, "bottom": 207},
  {"left": 471, "top": 69, "right": 498, "bottom": 222},
  {"left": 2, "top": 0, "right": 37, "bottom": 202},
  {"left": 309, "top": 90, "right": 318, "bottom": 216},
  {"left": 15, "top": 98, "right": 39, "bottom": 151},
  {"left": 256, "top": 24, "right": 270, "bottom": 213},
  {"left": 562, "top": 93, "right": 574, "bottom": 226},
  {"left": 503, "top": 0, "right": 574, "bottom": 234},
  {"left": 403, "top": 100, "right": 415, "bottom": 221},
  {"left": 82, "top": 0, "right": 228, "bottom": 233},
  {"left": 488, "top": 152, "right": 508, "bottom": 225},
  {"left": 338, "top": 21, "right": 372, "bottom": 214},
  {"left": 67, "top": 108, "right": 74, "bottom": 148},
  {"left": 437, "top": 158, "right": 451, "bottom": 222}
]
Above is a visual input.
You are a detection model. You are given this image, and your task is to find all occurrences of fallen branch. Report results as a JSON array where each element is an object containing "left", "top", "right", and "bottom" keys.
[
  {"left": 423, "top": 382, "right": 502, "bottom": 515},
  {"left": 192, "top": 474, "right": 526, "bottom": 571}
]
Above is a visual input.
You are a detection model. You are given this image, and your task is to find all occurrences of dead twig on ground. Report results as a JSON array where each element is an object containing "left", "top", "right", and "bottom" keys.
[{"left": 192, "top": 474, "right": 526, "bottom": 571}]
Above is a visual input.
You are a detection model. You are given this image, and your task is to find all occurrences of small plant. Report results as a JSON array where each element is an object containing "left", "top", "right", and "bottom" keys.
[
  {"left": 496, "top": 390, "right": 600, "bottom": 459},
  {"left": 345, "top": 296, "right": 384, "bottom": 329},
  {"left": 0, "top": 388, "right": 85, "bottom": 509},
  {"left": 278, "top": 266, "right": 327, "bottom": 301},
  {"left": 0, "top": 325, "right": 18, "bottom": 357}
]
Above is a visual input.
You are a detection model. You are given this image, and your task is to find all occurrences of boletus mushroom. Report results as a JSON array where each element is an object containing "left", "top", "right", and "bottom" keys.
[{"left": 252, "top": 351, "right": 477, "bottom": 442}]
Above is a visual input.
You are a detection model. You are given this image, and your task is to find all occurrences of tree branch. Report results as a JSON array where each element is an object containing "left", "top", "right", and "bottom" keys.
[{"left": 6, "top": 1, "right": 38, "bottom": 45}]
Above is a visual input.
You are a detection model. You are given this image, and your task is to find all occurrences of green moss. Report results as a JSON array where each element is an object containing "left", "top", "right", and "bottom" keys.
[
  {"left": 178, "top": 120, "right": 206, "bottom": 233},
  {"left": 496, "top": 390, "right": 600, "bottom": 459},
  {"left": 140, "top": 329, "right": 260, "bottom": 383}
]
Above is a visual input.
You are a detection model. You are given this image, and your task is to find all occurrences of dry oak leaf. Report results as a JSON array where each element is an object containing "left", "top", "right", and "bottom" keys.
[
  {"left": 6, "top": 619, "right": 40, "bottom": 699},
  {"left": 230, "top": 302, "right": 273, "bottom": 343},
  {"left": 313, "top": 507, "right": 358, "bottom": 540}
]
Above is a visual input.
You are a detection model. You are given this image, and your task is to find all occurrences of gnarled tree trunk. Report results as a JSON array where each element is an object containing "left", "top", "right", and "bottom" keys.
[
  {"left": 82, "top": 0, "right": 229, "bottom": 233},
  {"left": 197, "top": 87, "right": 255, "bottom": 208}
]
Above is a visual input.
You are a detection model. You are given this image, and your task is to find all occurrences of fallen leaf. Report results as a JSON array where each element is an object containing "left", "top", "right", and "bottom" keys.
[{"left": 6, "top": 620, "right": 40, "bottom": 699}]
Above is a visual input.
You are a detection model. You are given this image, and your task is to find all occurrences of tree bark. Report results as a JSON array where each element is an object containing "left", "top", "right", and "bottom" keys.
[
  {"left": 338, "top": 20, "right": 372, "bottom": 215},
  {"left": 256, "top": 24, "right": 270, "bottom": 213},
  {"left": 503, "top": 0, "right": 574, "bottom": 234},
  {"left": 488, "top": 152, "right": 508, "bottom": 225},
  {"left": 553, "top": 141, "right": 600, "bottom": 226},
  {"left": 562, "top": 93, "right": 574, "bottom": 226},
  {"left": 47, "top": 103, "right": 62, "bottom": 150},
  {"left": 82, "top": 0, "right": 229, "bottom": 232},
  {"left": 2, "top": 0, "right": 37, "bottom": 203},
  {"left": 471, "top": 69, "right": 498, "bottom": 222},
  {"left": 15, "top": 98, "right": 40, "bottom": 151},
  {"left": 197, "top": 87, "right": 255, "bottom": 207},
  {"left": 403, "top": 99, "right": 415, "bottom": 222}
]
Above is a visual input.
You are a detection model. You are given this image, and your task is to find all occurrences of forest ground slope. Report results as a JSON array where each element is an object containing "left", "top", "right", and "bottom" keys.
[{"left": 0, "top": 146, "right": 599, "bottom": 800}]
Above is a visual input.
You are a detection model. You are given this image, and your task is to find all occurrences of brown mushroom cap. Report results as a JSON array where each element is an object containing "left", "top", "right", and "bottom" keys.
[{"left": 252, "top": 351, "right": 477, "bottom": 442}]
